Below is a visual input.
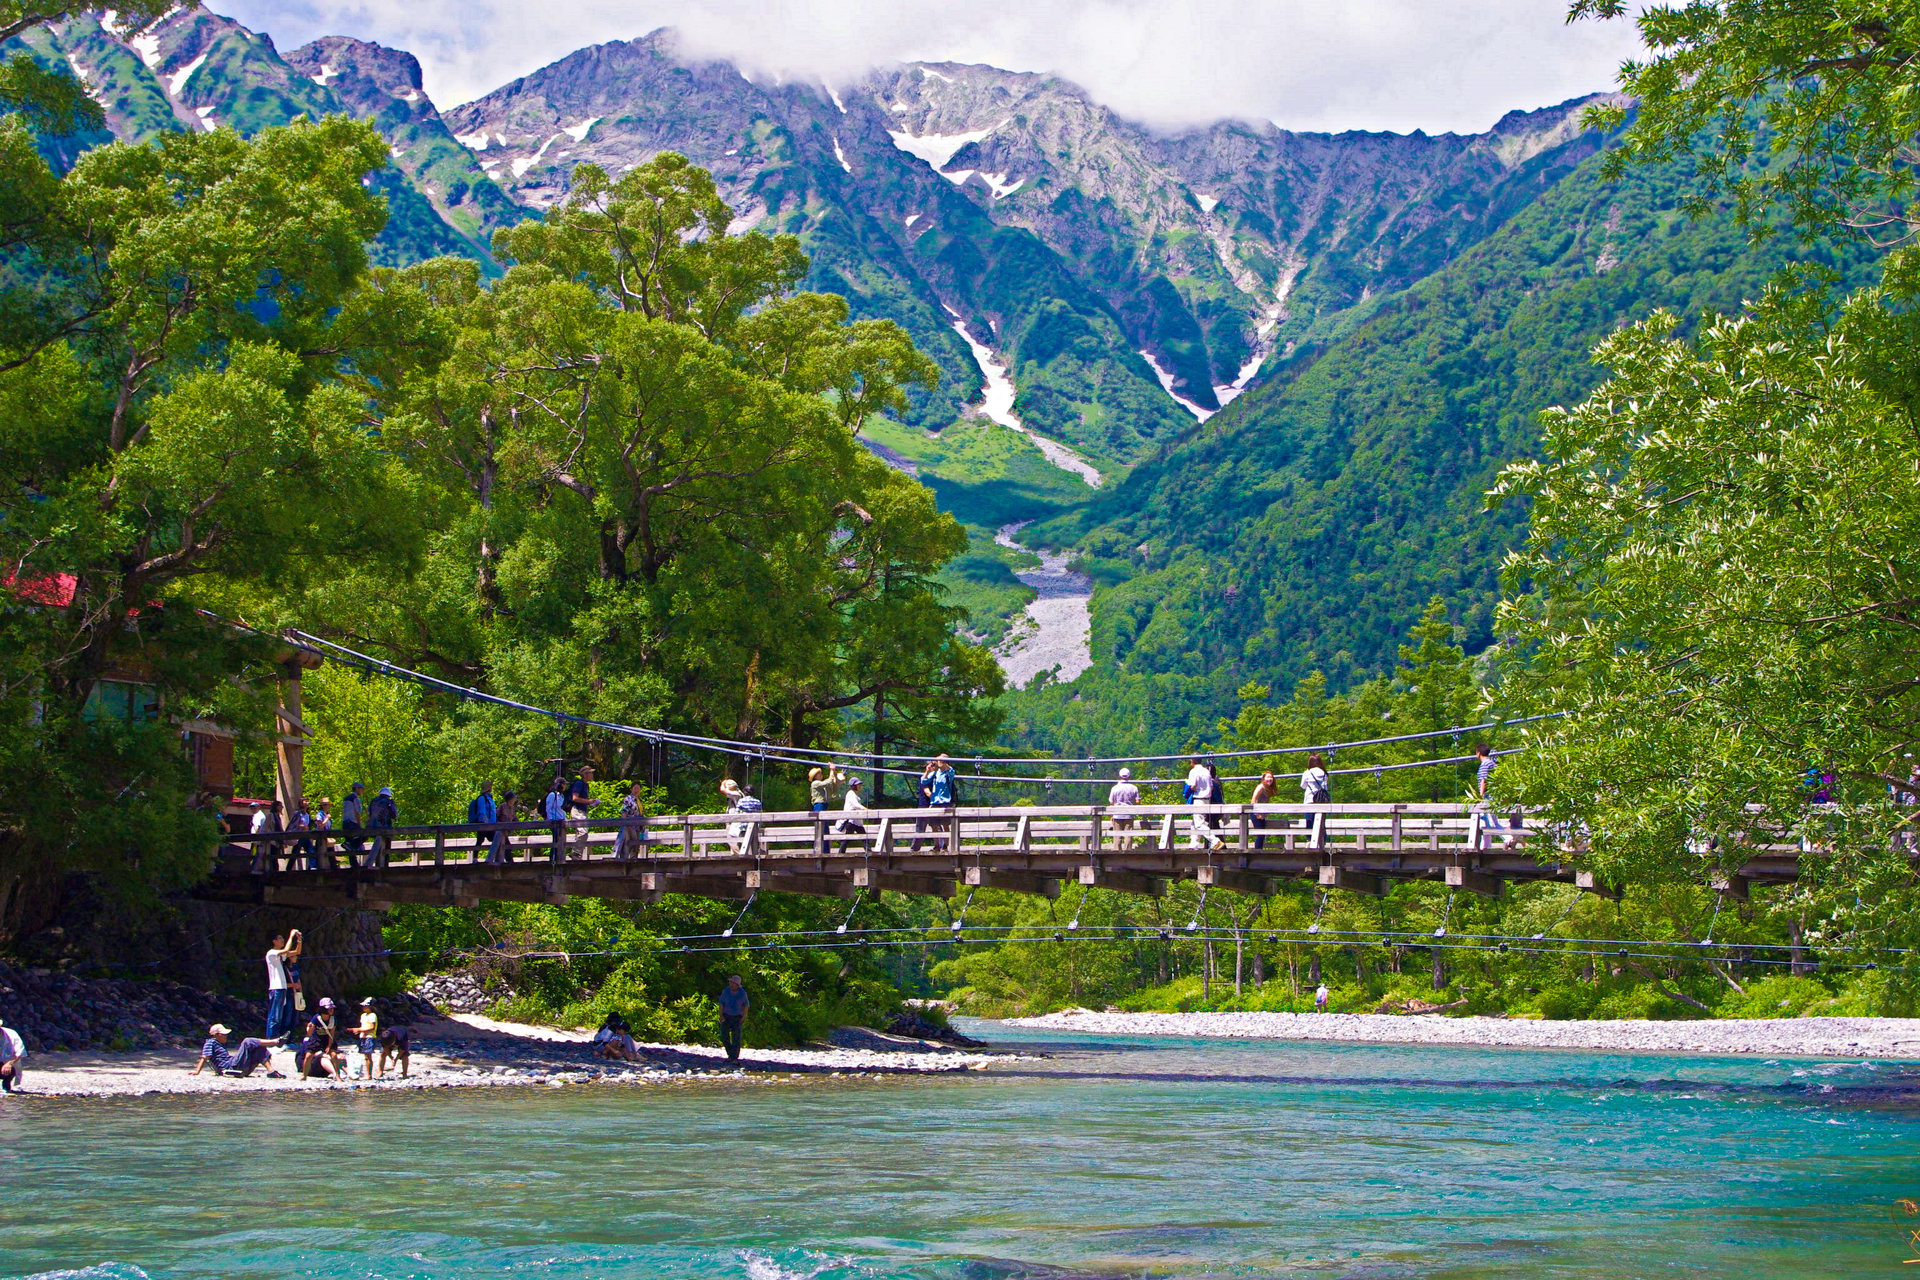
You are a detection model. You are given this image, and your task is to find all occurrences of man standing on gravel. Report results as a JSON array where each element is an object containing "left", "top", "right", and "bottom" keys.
[
  {"left": 264, "top": 930, "right": 300, "bottom": 1040},
  {"left": 718, "top": 974, "right": 750, "bottom": 1062},
  {"left": 0, "top": 1016, "right": 25, "bottom": 1092}
]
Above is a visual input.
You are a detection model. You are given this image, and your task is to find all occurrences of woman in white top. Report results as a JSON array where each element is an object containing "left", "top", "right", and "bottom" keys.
[
  {"left": 1301, "top": 752, "right": 1332, "bottom": 804},
  {"left": 835, "top": 776, "right": 870, "bottom": 853}
]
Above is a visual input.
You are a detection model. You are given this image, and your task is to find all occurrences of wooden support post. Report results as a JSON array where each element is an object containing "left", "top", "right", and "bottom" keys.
[
  {"left": 813, "top": 817, "right": 826, "bottom": 858},
  {"left": 963, "top": 866, "right": 1060, "bottom": 898},
  {"left": 1014, "top": 814, "right": 1032, "bottom": 855},
  {"left": 1709, "top": 871, "right": 1750, "bottom": 901},
  {"left": 1196, "top": 865, "right": 1274, "bottom": 895},
  {"left": 550, "top": 822, "right": 564, "bottom": 865},
  {"left": 851, "top": 867, "right": 955, "bottom": 897},
  {"left": 1077, "top": 865, "right": 1166, "bottom": 897},
  {"left": 877, "top": 816, "right": 895, "bottom": 856},
  {"left": 1157, "top": 813, "right": 1176, "bottom": 852},
  {"left": 1444, "top": 865, "right": 1503, "bottom": 898},
  {"left": 433, "top": 827, "right": 445, "bottom": 868},
  {"left": 1391, "top": 809, "right": 1403, "bottom": 852},
  {"left": 1237, "top": 810, "right": 1250, "bottom": 852},
  {"left": 1318, "top": 865, "right": 1384, "bottom": 896},
  {"left": 1088, "top": 814, "right": 1102, "bottom": 855},
  {"left": 273, "top": 660, "right": 309, "bottom": 823}
]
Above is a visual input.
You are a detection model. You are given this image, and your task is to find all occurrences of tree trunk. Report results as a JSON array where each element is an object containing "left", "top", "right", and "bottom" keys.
[
  {"left": 1308, "top": 954, "right": 1321, "bottom": 986},
  {"left": 1251, "top": 951, "right": 1264, "bottom": 987},
  {"left": 1431, "top": 947, "right": 1446, "bottom": 992},
  {"left": 1790, "top": 918, "right": 1812, "bottom": 977},
  {"left": 1233, "top": 930, "right": 1244, "bottom": 996}
]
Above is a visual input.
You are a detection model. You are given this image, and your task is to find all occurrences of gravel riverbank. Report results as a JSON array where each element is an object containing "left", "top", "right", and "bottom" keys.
[
  {"left": 10, "top": 1011, "right": 1004, "bottom": 1098},
  {"left": 1006, "top": 1008, "right": 1920, "bottom": 1059}
]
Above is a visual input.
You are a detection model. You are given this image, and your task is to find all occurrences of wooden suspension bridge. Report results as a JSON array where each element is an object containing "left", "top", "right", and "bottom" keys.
[{"left": 199, "top": 802, "right": 1806, "bottom": 911}]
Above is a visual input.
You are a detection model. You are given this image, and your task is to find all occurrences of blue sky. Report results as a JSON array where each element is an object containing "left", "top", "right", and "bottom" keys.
[{"left": 215, "top": 0, "right": 1644, "bottom": 134}]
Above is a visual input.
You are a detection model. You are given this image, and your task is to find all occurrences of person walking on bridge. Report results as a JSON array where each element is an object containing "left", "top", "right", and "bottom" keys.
[
  {"left": 567, "top": 766, "right": 598, "bottom": 858},
  {"left": 467, "top": 782, "right": 496, "bottom": 860},
  {"left": 926, "top": 754, "right": 958, "bottom": 852},
  {"left": 809, "top": 765, "right": 845, "bottom": 814},
  {"left": 543, "top": 777, "right": 568, "bottom": 852},
  {"left": 1301, "top": 753, "right": 1332, "bottom": 805},
  {"left": 615, "top": 780, "right": 646, "bottom": 859},
  {"left": 1251, "top": 770, "right": 1278, "bottom": 849},
  {"left": 718, "top": 974, "right": 750, "bottom": 1062},
  {"left": 368, "top": 786, "right": 399, "bottom": 867},
  {"left": 835, "top": 775, "right": 870, "bottom": 853},
  {"left": 340, "top": 782, "right": 367, "bottom": 865},
  {"left": 491, "top": 790, "right": 518, "bottom": 864},
  {"left": 1107, "top": 767, "right": 1141, "bottom": 850},
  {"left": 1185, "top": 756, "right": 1224, "bottom": 850}
]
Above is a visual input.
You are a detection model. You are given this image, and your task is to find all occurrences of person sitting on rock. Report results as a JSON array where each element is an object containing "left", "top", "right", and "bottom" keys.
[
  {"left": 378, "top": 1024, "right": 411, "bottom": 1079},
  {"left": 591, "top": 1012, "right": 638, "bottom": 1061},
  {"left": 0, "top": 1015, "right": 26, "bottom": 1093},
  {"left": 296, "top": 1004, "right": 340, "bottom": 1079},
  {"left": 192, "top": 1023, "right": 284, "bottom": 1078}
]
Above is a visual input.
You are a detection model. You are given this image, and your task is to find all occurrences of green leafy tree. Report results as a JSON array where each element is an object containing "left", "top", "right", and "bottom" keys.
[
  {"left": 1575, "top": 0, "right": 1920, "bottom": 241},
  {"left": 0, "top": 105, "right": 421, "bottom": 898},
  {"left": 306, "top": 153, "right": 1001, "bottom": 793}
]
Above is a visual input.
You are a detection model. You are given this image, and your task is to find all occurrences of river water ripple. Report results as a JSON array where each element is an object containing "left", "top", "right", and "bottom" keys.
[{"left": 4, "top": 1021, "right": 1918, "bottom": 1279}]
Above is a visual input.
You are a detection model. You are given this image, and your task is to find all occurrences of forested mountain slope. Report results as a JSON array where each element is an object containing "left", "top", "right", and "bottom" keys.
[{"left": 1002, "top": 132, "right": 1884, "bottom": 756}]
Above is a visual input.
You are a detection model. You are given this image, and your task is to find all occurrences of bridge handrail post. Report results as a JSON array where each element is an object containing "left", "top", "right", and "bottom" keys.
[
  {"left": 434, "top": 826, "right": 445, "bottom": 868},
  {"left": 551, "top": 820, "right": 564, "bottom": 866}
]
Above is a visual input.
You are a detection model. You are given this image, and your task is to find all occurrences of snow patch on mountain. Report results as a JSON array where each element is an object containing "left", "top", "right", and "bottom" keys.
[
  {"left": 165, "top": 52, "right": 206, "bottom": 96},
  {"left": 1139, "top": 350, "right": 1213, "bottom": 422},
  {"left": 128, "top": 29, "right": 162, "bottom": 68},
  {"left": 455, "top": 130, "right": 492, "bottom": 151},
  {"left": 825, "top": 84, "right": 846, "bottom": 113},
  {"left": 978, "top": 171, "right": 1023, "bottom": 199},
  {"left": 1194, "top": 193, "right": 1220, "bottom": 213},
  {"left": 194, "top": 104, "right": 216, "bottom": 131},
  {"left": 886, "top": 124, "right": 996, "bottom": 170},
  {"left": 832, "top": 137, "right": 851, "bottom": 173},
  {"left": 310, "top": 62, "right": 337, "bottom": 87},
  {"left": 561, "top": 116, "right": 600, "bottom": 142},
  {"left": 512, "top": 133, "right": 560, "bottom": 178},
  {"left": 946, "top": 307, "right": 1102, "bottom": 487},
  {"left": 1213, "top": 349, "right": 1266, "bottom": 409},
  {"left": 940, "top": 168, "right": 975, "bottom": 187}
]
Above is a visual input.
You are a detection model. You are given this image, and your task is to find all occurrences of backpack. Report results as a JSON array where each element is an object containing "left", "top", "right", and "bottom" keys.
[
  {"left": 466, "top": 796, "right": 488, "bottom": 824},
  {"left": 370, "top": 795, "right": 397, "bottom": 825}
]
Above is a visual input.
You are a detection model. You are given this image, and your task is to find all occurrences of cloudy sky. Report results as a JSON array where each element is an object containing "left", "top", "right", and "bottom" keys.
[{"left": 214, "top": 0, "right": 1644, "bottom": 134}]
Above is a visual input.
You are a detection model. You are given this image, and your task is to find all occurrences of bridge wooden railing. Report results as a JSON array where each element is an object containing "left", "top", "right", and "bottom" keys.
[{"left": 199, "top": 801, "right": 1816, "bottom": 910}]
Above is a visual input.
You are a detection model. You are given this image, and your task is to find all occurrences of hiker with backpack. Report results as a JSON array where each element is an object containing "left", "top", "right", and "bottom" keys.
[
  {"left": 467, "top": 782, "right": 496, "bottom": 860},
  {"left": 567, "top": 765, "right": 598, "bottom": 857},
  {"left": 1301, "top": 753, "right": 1332, "bottom": 805},
  {"left": 368, "top": 786, "right": 399, "bottom": 867}
]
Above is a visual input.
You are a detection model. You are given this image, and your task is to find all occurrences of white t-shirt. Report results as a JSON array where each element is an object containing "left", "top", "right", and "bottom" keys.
[
  {"left": 1301, "top": 767, "right": 1330, "bottom": 800},
  {"left": 1314, "top": 984, "right": 1329, "bottom": 1003},
  {"left": 250, "top": 809, "right": 270, "bottom": 834},
  {"left": 1107, "top": 781, "right": 1140, "bottom": 807},
  {"left": 1185, "top": 764, "right": 1212, "bottom": 802},
  {"left": 0, "top": 1026, "right": 23, "bottom": 1062},
  {"left": 264, "top": 948, "right": 289, "bottom": 991},
  {"left": 842, "top": 790, "right": 868, "bottom": 813}
]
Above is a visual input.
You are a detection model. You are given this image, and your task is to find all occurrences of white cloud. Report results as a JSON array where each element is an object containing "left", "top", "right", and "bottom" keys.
[{"left": 208, "top": 1, "right": 1642, "bottom": 134}]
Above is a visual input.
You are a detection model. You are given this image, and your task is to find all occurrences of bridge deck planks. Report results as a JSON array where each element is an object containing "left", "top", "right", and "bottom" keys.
[{"left": 205, "top": 802, "right": 1839, "bottom": 910}]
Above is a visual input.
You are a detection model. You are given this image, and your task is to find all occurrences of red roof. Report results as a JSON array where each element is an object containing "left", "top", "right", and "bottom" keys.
[{"left": 4, "top": 572, "right": 77, "bottom": 607}]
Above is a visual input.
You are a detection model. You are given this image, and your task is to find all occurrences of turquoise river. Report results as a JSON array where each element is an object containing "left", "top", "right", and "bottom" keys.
[{"left": 4, "top": 1022, "right": 1919, "bottom": 1279}]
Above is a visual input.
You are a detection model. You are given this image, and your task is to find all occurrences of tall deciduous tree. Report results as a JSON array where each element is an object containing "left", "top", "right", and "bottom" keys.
[
  {"left": 0, "top": 108, "right": 421, "bottom": 896},
  {"left": 316, "top": 154, "right": 1001, "bottom": 780}
]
